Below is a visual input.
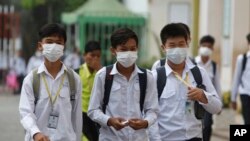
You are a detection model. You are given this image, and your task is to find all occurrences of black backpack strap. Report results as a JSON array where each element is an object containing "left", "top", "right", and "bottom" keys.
[
  {"left": 211, "top": 61, "right": 216, "bottom": 75},
  {"left": 190, "top": 66, "right": 206, "bottom": 90},
  {"left": 156, "top": 66, "right": 167, "bottom": 99},
  {"left": 138, "top": 68, "right": 147, "bottom": 112},
  {"left": 189, "top": 57, "right": 197, "bottom": 65},
  {"left": 102, "top": 65, "right": 114, "bottom": 114},
  {"left": 74, "top": 68, "right": 80, "bottom": 74},
  {"left": 190, "top": 66, "right": 206, "bottom": 120},
  {"left": 32, "top": 68, "right": 40, "bottom": 105},
  {"left": 160, "top": 58, "right": 166, "bottom": 66},
  {"left": 242, "top": 53, "right": 247, "bottom": 73}
]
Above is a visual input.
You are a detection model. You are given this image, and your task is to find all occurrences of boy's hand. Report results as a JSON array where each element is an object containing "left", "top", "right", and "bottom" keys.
[
  {"left": 231, "top": 102, "right": 237, "bottom": 110},
  {"left": 187, "top": 87, "right": 208, "bottom": 104},
  {"left": 128, "top": 119, "right": 148, "bottom": 130},
  {"left": 107, "top": 117, "right": 128, "bottom": 130},
  {"left": 33, "top": 132, "right": 50, "bottom": 141}
]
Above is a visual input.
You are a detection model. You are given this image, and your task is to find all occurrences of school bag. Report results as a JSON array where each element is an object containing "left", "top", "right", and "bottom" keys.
[
  {"left": 32, "top": 67, "right": 77, "bottom": 124},
  {"left": 160, "top": 58, "right": 217, "bottom": 76},
  {"left": 156, "top": 65, "right": 206, "bottom": 120},
  {"left": 102, "top": 65, "right": 147, "bottom": 114}
]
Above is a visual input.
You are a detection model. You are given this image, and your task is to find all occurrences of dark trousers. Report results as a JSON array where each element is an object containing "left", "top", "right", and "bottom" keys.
[
  {"left": 82, "top": 112, "right": 99, "bottom": 141},
  {"left": 15, "top": 74, "right": 25, "bottom": 94},
  {"left": 240, "top": 95, "right": 250, "bottom": 125},
  {"left": 202, "top": 111, "right": 213, "bottom": 141}
]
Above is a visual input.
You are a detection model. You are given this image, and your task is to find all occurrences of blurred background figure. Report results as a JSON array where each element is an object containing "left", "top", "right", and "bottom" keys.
[
  {"left": 26, "top": 48, "right": 44, "bottom": 73},
  {"left": 63, "top": 46, "right": 81, "bottom": 70},
  {"left": 9, "top": 50, "right": 26, "bottom": 94}
]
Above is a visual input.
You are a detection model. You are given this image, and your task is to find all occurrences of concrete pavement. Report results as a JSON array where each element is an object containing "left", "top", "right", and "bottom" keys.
[{"left": 0, "top": 90, "right": 243, "bottom": 141}]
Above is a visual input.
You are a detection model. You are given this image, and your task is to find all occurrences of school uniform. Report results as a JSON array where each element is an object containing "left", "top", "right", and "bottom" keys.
[
  {"left": 88, "top": 62, "right": 159, "bottom": 141},
  {"left": 150, "top": 60, "right": 222, "bottom": 141},
  {"left": 195, "top": 56, "right": 221, "bottom": 141},
  {"left": 19, "top": 63, "right": 82, "bottom": 141},
  {"left": 231, "top": 51, "right": 250, "bottom": 124}
]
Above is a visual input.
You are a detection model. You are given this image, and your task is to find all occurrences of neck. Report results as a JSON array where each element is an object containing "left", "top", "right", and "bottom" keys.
[
  {"left": 44, "top": 59, "right": 62, "bottom": 79},
  {"left": 201, "top": 56, "right": 209, "bottom": 64},
  {"left": 167, "top": 60, "right": 185, "bottom": 75},
  {"left": 87, "top": 64, "right": 95, "bottom": 74},
  {"left": 116, "top": 63, "right": 134, "bottom": 81}
]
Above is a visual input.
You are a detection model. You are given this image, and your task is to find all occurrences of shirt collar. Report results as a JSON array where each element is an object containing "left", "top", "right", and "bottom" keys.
[
  {"left": 110, "top": 62, "right": 143, "bottom": 76},
  {"left": 82, "top": 63, "right": 92, "bottom": 78},
  {"left": 37, "top": 62, "right": 67, "bottom": 79},
  {"left": 195, "top": 56, "right": 212, "bottom": 67}
]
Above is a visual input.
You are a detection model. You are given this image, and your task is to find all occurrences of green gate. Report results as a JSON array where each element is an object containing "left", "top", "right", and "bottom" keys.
[{"left": 62, "top": 0, "right": 146, "bottom": 65}]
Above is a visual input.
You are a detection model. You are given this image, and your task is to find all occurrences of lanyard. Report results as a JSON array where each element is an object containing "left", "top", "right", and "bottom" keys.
[
  {"left": 42, "top": 73, "right": 66, "bottom": 109},
  {"left": 173, "top": 71, "right": 192, "bottom": 87}
]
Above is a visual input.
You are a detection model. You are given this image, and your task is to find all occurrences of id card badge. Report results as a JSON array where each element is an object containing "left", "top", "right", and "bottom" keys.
[
  {"left": 48, "top": 110, "right": 59, "bottom": 129},
  {"left": 185, "top": 100, "right": 192, "bottom": 114}
]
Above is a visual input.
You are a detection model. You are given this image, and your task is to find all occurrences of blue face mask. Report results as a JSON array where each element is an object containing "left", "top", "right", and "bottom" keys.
[{"left": 166, "top": 47, "right": 187, "bottom": 64}]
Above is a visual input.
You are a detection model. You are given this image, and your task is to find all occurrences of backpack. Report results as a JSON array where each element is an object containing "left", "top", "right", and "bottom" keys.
[
  {"left": 32, "top": 67, "right": 77, "bottom": 117},
  {"left": 102, "top": 65, "right": 147, "bottom": 114},
  {"left": 156, "top": 65, "right": 206, "bottom": 119}
]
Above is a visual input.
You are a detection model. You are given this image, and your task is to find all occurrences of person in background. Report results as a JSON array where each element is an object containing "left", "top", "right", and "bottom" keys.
[
  {"left": 64, "top": 46, "right": 81, "bottom": 70},
  {"left": 10, "top": 49, "right": 27, "bottom": 94},
  {"left": 231, "top": 33, "right": 250, "bottom": 125},
  {"left": 195, "top": 35, "right": 222, "bottom": 141},
  {"left": 26, "top": 47, "right": 44, "bottom": 73},
  {"left": 76, "top": 41, "right": 102, "bottom": 141}
]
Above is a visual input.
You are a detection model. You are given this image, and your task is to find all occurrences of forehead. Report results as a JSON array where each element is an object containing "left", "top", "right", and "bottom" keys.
[
  {"left": 41, "top": 35, "right": 65, "bottom": 42},
  {"left": 165, "top": 36, "right": 186, "bottom": 43},
  {"left": 118, "top": 38, "right": 137, "bottom": 47},
  {"left": 200, "top": 42, "right": 213, "bottom": 48}
]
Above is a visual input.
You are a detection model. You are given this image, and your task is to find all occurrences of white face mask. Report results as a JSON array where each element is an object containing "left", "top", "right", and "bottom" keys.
[
  {"left": 42, "top": 43, "right": 64, "bottom": 62},
  {"left": 116, "top": 51, "right": 138, "bottom": 68},
  {"left": 199, "top": 47, "right": 212, "bottom": 57},
  {"left": 166, "top": 47, "right": 187, "bottom": 64}
]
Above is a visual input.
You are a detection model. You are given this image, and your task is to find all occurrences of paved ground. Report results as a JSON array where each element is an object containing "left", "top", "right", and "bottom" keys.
[{"left": 0, "top": 86, "right": 243, "bottom": 141}]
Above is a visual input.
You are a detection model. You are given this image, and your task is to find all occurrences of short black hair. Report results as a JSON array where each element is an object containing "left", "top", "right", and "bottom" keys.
[
  {"left": 38, "top": 23, "right": 67, "bottom": 43},
  {"left": 110, "top": 28, "right": 138, "bottom": 48},
  {"left": 160, "top": 23, "right": 188, "bottom": 44},
  {"left": 200, "top": 35, "right": 215, "bottom": 45},
  {"left": 246, "top": 33, "right": 250, "bottom": 44},
  {"left": 85, "top": 41, "right": 101, "bottom": 53},
  {"left": 177, "top": 22, "right": 190, "bottom": 36}
]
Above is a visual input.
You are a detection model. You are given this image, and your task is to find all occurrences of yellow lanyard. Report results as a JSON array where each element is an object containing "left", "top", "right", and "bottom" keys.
[
  {"left": 173, "top": 71, "right": 192, "bottom": 87},
  {"left": 42, "top": 73, "right": 66, "bottom": 108}
]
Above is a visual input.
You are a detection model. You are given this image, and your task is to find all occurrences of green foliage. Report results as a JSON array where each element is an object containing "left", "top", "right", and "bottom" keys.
[{"left": 21, "top": 0, "right": 46, "bottom": 9}]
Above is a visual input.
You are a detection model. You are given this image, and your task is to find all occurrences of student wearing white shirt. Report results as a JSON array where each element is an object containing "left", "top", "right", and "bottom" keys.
[
  {"left": 19, "top": 23, "right": 82, "bottom": 141},
  {"left": 149, "top": 23, "right": 222, "bottom": 141},
  {"left": 27, "top": 48, "right": 44, "bottom": 74},
  {"left": 195, "top": 35, "right": 221, "bottom": 141},
  {"left": 88, "top": 28, "right": 158, "bottom": 141},
  {"left": 10, "top": 50, "right": 27, "bottom": 94},
  {"left": 231, "top": 33, "right": 250, "bottom": 125}
]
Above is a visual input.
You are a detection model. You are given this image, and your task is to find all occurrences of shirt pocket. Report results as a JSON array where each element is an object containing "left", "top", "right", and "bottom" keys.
[
  {"left": 58, "top": 91, "right": 71, "bottom": 109},
  {"left": 109, "top": 82, "right": 121, "bottom": 103},
  {"left": 159, "top": 90, "right": 177, "bottom": 105}
]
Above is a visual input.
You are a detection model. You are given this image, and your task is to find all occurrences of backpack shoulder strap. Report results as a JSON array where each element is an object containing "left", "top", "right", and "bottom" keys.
[
  {"left": 66, "top": 67, "right": 76, "bottom": 103},
  {"left": 190, "top": 57, "right": 197, "bottom": 65},
  {"left": 138, "top": 67, "right": 147, "bottom": 112},
  {"left": 32, "top": 68, "right": 40, "bottom": 105},
  {"left": 160, "top": 58, "right": 166, "bottom": 66},
  {"left": 211, "top": 61, "right": 216, "bottom": 75},
  {"left": 190, "top": 66, "right": 206, "bottom": 90},
  {"left": 156, "top": 66, "right": 167, "bottom": 99},
  {"left": 102, "top": 65, "right": 114, "bottom": 114},
  {"left": 242, "top": 53, "right": 247, "bottom": 73}
]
